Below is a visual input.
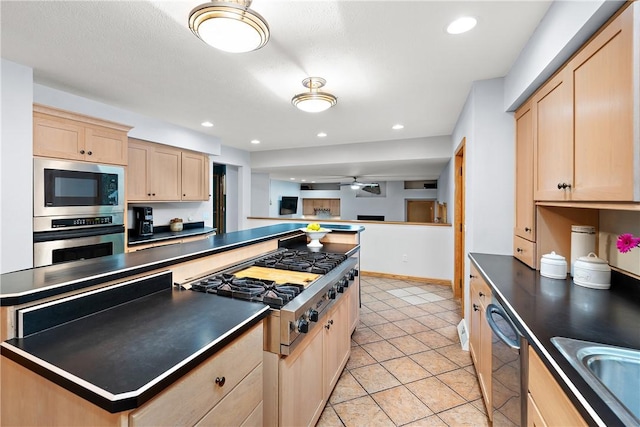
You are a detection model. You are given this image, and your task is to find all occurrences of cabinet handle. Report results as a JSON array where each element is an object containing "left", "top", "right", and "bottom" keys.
[
  {"left": 525, "top": 227, "right": 531, "bottom": 233},
  {"left": 516, "top": 248, "right": 524, "bottom": 253},
  {"left": 79, "top": 150, "right": 85, "bottom": 154},
  {"left": 473, "top": 304, "right": 480, "bottom": 312},
  {"left": 215, "top": 376, "right": 225, "bottom": 387}
]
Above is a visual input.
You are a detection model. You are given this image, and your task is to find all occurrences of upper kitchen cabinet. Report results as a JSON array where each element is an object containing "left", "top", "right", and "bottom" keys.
[
  {"left": 181, "top": 150, "right": 210, "bottom": 201},
  {"left": 534, "top": 3, "right": 639, "bottom": 202},
  {"left": 127, "top": 138, "right": 209, "bottom": 202},
  {"left": 532, "top": 69, "right": 574, "bottom": 201},
  {"left": 515, "top": 100, "right": 537, "bottom": 267},
  {"left": 33, "top": 104, "right": 131, "bottom": 166}
]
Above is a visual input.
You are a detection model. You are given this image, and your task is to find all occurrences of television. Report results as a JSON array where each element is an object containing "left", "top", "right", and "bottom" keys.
[{"left": 279, "top": 196, "right": 298, "bottom": 215}]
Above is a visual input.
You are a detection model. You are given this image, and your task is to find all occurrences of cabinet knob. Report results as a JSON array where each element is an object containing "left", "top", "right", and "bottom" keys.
[
  {"left": 516, "top": 248, "right": 524, "bottom": 253},
  {"left": 79, "top": 150, "right": 85, "bottom": 154},
  {"left": 325, "top": 324, "right": 331, "bottom": 330},
  {"left": 473, "top": 304, "right": 480, "bottom": 312},
  {"left": 147, "top": 193, "right": 151, "bottom": 196},
  {"left": 469, "top": 274, "right": 477, "bottom": 279},
  {"left": 183, "top": 194, "right": 186, "bottom": 197},
  {"left": 329, "top": 319, "right": 334, "bottom": 325},
  {"left": 87, "top": 151, "right": 92, "bottom": 155},
  {"left": 152, "top": 193, "right": 156, "bottom": 196},
  {"left": 479, "top": 292, "right": 485, "bottom": 297},
  {"left": 215, "top": 376, "right": 225, "bottom": 387},
  {"left": 557, "top": 182, "right": 572, "bottom": 190},
  {"left": 525, "top": 227, "right": 531, "bottom": 233}
]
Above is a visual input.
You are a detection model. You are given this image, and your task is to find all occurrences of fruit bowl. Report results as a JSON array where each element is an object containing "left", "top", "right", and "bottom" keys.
[{"left": 301, "top": 228, "right": 331, "bottom": 248}]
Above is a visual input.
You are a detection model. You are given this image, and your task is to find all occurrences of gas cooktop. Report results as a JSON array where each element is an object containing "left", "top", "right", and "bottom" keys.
[{"left": 253, "top": 249, "right": 347, "bottom": 274}]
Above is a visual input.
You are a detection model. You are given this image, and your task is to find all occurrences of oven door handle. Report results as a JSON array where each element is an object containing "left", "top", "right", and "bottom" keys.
[
  {"left": 486, "top": 303, "right": 520, "bottom": 350},
  {"left": 34, "top": 225, "right": 125, "bottom": 242}
]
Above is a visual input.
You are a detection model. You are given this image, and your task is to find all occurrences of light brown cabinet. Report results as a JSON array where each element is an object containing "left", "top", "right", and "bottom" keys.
[
  {"left": 128, "top": 138, "right": 209, "bottom": 202},
  {"left": 33, "top": 104, "right": 130, "bottom": 166},
  {"left": 278, "top": 291, "right": 352, "bottom": 427},
  {"left": 514, "top": 100, "right": 537, "bottom": 267},
  {"left": 302, "top": 198, "right": 341, "bottom": 216},
  {"left": 527, "top": 346, "right": 586, "bottom": 427},
  {"left": 469, "top": 264, "right": 492, "bottom": 418},
  {"left": 534, "top": 4, "right": 638, "bottom": 202},
  {"left": 0, "top": 321, "right": 263, "bottom": 427}
]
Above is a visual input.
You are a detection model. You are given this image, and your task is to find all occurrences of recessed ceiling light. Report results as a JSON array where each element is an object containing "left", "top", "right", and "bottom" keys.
[
  {"left": 250, "top": 139, "right": 260, "bottom": 144},
  {"left": 392, "top": 124, "right": 404, "bottom": 130},
  {"left": 301, "top": 179, "right": 306, "bottom": 182},
  {"left": 446, "top": 17, "right": 477, "bottom": 34},
  {"left": 317, "top": 132, "right": 327, "bottom": 138},
  {"left": 290, "top": 177, "right": 295, "bottom": 180},
  {"left": 201, "top": 121, "right": 214, "bottom": 127}
]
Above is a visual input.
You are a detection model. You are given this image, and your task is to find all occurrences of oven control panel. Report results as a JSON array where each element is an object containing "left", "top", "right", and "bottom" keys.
[{"left": 51, "top": 216, "right": 114, "bottom": 228}]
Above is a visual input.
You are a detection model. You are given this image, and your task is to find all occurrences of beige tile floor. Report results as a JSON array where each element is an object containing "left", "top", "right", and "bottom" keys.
[{"left": 317, "top": 275, "right": 491, "bottom": 427}]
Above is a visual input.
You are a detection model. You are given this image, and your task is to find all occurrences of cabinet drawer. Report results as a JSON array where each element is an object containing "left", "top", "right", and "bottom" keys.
[
  {"left": 470, "top": 265, "right": 491, "bottom": 308},
  {"left": 528, "top": 347, "right": 586, "bottom": 426},
  {"left": 513, "top": 236, "right": 536, "bottom": 268},
  {"left": 129, "top": 322, "right": 263, "bottom": 426},
  {"left": 196, "top": 363, "right": 263, "bottom": 427}
]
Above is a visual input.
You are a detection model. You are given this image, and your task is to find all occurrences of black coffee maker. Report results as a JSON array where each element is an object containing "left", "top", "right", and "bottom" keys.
[{"left": 133, "top": 207, "right": 154, "bottom": 237}]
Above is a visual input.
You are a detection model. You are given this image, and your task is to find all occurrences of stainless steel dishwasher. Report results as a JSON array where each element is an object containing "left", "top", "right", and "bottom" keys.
[{"left": 486, "top": 299, "right": 528, "bottom": 426}]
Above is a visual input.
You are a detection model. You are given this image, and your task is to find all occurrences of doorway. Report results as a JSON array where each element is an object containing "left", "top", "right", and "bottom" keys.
[
  {"left": 454, "top": 138, "right": 466, "bottom": 313},
  {"left": 406, "top": 200, "right": 436, "bottom": 222},
  {"left": 212, "top": 164, "right": 226, "bottom": 234}
]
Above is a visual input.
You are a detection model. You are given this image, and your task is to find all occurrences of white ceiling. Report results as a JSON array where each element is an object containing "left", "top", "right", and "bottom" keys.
[{"left": 1, "top": 0, "right": 551, "bottom": 183}]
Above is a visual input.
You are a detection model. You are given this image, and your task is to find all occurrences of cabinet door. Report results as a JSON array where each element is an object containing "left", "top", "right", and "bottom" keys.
[
  {"left": 127, "top": 140, "right": 151, "bottom": 201},
  {"left": 571, "top": 5, "right": 635, "bottom": 201},
  {"left": 302, "top": 199, "right": 314, "bottom": 215},
  {"left": 329, "top": 199, "right": 341, "bottom": 216},
  {"left": 279, "top": 325, "right": 325, "bottom": 427},
  {"left": 324, "top": 294, "right": 350, "bottom": 395},
  {"left": 533, "top": 69, "right": 574, "bottom": 201},
  {"left": 514, "top": 101, "right": 535, "bottom": 241},
  {"left": 84, "top": 125, "right": 127, "bottom": 165},
  {"left": 33, "top": 114, "right": 85, "bottom": 161},
  {"left": 348, "top": 277, "right": 360, "bottom": 334},
  {"left": 149, "top": 145, "right": 181, "bottom": 201},
  {"left": 182, "top": 151, "right": 208, "bottom": 201}
]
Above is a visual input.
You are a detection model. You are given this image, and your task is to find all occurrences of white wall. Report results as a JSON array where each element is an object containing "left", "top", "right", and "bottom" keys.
[
  {"left": 504, "top": 0, "right": 625, "bottom": 110},
  {"left": 246, "top": 218, "right": 453, "bottom": 282},
  {"left": 215, "top": 145, "right": 252, "bottom": 231},
  {"left": 250, "top": 173, "right": 270, "bottom": 217},
  {"left": 451, "top": 78, "right": 515, "bottom": 323},
  {"left": 270, "top": 180, "right": 302, "bottom": 217},
  {"left": 1, "top": 59, "right": 34, "bottom": 273}
]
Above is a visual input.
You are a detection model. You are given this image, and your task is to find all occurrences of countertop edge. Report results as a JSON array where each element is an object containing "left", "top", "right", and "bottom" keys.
[
  {"left": 468, "top": 253, "right": 607, "bottom": 427},
  {"left": 0, "top": 305, "right": 270, "bottom": 413}
]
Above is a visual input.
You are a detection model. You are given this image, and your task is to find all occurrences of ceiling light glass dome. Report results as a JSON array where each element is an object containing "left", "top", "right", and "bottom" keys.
[
  {"left": 189, "top": 1, "right": 269, "bottom": 53},
  {"left": 292, "top": 77, "right": 338, "bottom": 113}
]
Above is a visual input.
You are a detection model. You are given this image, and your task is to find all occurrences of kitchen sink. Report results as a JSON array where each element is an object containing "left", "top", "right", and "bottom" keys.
[{"left": 551, "top": 337, "right": 640, "bottom": 426}]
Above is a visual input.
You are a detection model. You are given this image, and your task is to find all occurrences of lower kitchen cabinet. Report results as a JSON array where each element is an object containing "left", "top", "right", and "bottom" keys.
[
  {"left": 277, "top": 292, "right": 352, "bottom": 427},
  {"left": 348, "top": 275, "right": 360, "bottom": 334},
  {"left": 324, "top": 292, "right": 350, "bottom": 394},
  {"left": 527, "top": 346, "right": 586, "bottom": 427},
  {"left": 0, "top": 322, "right": 263, "bottom": 427},
  {"left": 469, "top": 265, "right": 492, "bottom": 418}
]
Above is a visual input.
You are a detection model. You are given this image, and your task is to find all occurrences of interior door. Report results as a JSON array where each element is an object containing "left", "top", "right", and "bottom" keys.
[{"left": 212, "top": 164, "right": 226, "bottom": 234}]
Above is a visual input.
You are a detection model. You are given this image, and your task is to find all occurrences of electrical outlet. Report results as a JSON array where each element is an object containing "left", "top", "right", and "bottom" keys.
[{"left": 402, "top": 254, "right": 408, "bottom": 263}]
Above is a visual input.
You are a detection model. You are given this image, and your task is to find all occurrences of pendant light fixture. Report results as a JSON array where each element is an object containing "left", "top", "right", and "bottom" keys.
[
  {"left": 292, "top": 77, "right": 338, "bottom": 113},
  {"left": 189, "top": 0, "right": 269, "bottom": 53}
]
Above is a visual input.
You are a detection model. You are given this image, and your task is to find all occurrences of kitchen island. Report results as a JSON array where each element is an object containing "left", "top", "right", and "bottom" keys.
[
  {"left": 470, "top": 253, "right": 640, "bottom": 427},
  {"left": 0, "top": 223, "right": 363, "bottom": 426}
]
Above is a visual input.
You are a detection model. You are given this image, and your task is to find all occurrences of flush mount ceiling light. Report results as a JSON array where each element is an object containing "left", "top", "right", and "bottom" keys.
[
  {"left": 189, "top": 0, "right": 269, "bottom": 53},
  {"left": 446, "top": 16, "right": 477, "bottom": 34},
  {"left": 292, "top": 77, "right": 338, "bottom": 113}
]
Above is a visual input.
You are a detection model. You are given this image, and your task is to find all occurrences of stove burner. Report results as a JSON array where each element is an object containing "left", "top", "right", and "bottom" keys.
[
  {"left": 254, "top": 250, "right": 347, "bottom": 274},
  {"left": 191, "top": 274, "right": 305, "bottom": 308}
]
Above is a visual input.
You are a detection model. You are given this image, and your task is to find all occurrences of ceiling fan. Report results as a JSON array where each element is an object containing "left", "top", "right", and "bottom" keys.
[{"left": 339, "top": 177, "right": 381, "bottom": 194}]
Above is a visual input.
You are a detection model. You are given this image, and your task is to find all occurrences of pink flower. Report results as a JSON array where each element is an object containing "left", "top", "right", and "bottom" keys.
[{"left": 616, "top": 233, "right": 640, "bottom": 253}]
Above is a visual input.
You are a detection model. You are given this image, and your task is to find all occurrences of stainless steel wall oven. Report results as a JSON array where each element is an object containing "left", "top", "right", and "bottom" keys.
[{"left": 33, "top": 158, "right": 125, "bottom": 267}]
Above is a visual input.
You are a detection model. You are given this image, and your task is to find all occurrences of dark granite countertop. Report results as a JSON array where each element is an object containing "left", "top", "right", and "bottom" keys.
[
  {"left": 469, "top": 253, "right": 640, "bottom": 427},
  {"left": 0, "top": 286, "right": 269, "bottom": 412},
  {"left": 128, "top": 222, "right": 216, "bottom": 246},
  {"left": 1, "top": 223, "right": 364, "bottom": 306}
]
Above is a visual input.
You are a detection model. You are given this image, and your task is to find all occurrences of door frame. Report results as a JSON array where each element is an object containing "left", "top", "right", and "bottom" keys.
[{"left": 454, "top": 138, "right": 466, "bottom": 314}]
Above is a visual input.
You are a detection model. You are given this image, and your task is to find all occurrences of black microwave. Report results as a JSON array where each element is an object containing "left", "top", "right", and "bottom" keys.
[{"left": 34, "top": 158, "right": 125, "bottom": 217}]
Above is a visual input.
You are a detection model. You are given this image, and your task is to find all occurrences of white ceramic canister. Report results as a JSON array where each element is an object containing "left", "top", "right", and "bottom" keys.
[
  {"left": 540, "top": 251, "right": 568, "bottom": 279},
  {"left": 570, "top": 225, "right": 596, "bottom": 276},
  {"left": 573, "top": 252, "right": 611, "bottom": 289}
]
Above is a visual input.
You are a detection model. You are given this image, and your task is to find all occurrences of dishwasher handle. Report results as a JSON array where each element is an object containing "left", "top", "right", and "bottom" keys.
[{"left": 486, "top": 303, "right": 520, "bottom": 350}]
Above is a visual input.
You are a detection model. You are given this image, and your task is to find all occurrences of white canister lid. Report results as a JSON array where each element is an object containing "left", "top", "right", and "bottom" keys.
[
  {"left": 571, "top": 225, "right": 596, "bottom": 234},
  {"left": 575, "top": 253, "right": 610, "bottom": 270},
  {"left": 542, "top": 251, "right": 565, "bottom": 261}
]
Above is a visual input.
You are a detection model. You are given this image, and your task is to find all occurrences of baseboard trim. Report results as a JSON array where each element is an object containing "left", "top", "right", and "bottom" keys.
[{"left": 360, "top": 271, "right": 451, "bottom": 287}]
